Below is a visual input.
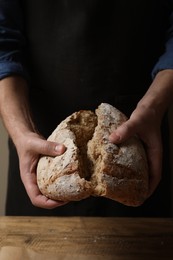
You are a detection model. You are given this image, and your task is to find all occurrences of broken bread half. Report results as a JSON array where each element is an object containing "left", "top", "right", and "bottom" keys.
[{"left": 36, "top": 103, "right": 149, "bottom": 206}]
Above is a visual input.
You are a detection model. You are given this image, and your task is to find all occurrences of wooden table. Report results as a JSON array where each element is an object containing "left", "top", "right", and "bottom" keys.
[{"left": 0, "top": 217, "right": 173, "bottom": 260}]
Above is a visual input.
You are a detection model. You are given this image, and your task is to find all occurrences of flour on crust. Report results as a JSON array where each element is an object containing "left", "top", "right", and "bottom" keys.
[
  {"left": 87, "top": 103, "right": 148, "bottom": 206},
  {"left": 37, "top": 103, "right": 149, "bottom": 206},
  {"left": 37, "top": 110, "right": 96, "bottom": 201}
]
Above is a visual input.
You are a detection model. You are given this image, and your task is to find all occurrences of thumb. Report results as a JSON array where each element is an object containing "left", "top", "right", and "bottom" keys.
[
  {"left": 32, "top": 138, "right": 66, "bottom": 156},
  {"left": 109, "top": 120, "right": 136, "bottom": 144}
]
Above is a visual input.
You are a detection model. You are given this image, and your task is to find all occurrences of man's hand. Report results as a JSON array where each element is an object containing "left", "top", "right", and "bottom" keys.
[
  {"left": 109, "top": 69, "right": 173, "bottom": 198},
  {"left": 0, "top": 76, "right": 68, "bottom": 209},
  {"left": 109, "top": 104, "right": 163, "bottom": 198},
  {"left": 16, "top": 132, "right": 67, "bottom": 209}
]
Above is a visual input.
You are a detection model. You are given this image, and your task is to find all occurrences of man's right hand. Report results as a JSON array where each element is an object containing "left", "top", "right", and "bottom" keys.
[
  {"left": 0, "top": 76, "right": 67, "bottom": 209},
  {"left": 16, "top": 131, "right": 67, "bottom": 209}
]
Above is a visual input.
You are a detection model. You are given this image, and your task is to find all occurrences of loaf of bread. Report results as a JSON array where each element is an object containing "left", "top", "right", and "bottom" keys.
[{"left": 37, "top": 103, "right": 149, "bottom": 206}]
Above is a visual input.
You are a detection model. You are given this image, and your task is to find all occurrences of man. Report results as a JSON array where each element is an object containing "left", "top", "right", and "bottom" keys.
[{"left": 0, "top": 0, "right": 173, "bottom": 216}]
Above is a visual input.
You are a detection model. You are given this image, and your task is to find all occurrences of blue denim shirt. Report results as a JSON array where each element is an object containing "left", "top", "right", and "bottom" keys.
[
  {"left": 0, "top": 0, "right": 28, "bottom": 79},
  {"left": 0, "top": 0, "right": 173, "bottom": 81}
]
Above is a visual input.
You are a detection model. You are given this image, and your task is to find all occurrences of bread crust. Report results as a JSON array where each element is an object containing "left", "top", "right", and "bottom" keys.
[
  {"left": 37, "top": 103, "right": 149, "bottom": 206},
  {"left": 37, "top": 111, "right": 96, "bottom": 201},
  {"left": 87, "top": 103, "right": 148, "bottom": 206}
]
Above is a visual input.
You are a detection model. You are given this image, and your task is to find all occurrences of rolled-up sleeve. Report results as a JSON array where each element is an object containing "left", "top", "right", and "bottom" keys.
[
  {"left": 152, "top": 5, "right": 173, "bottom": 77},
  {"left": 0, "top": 0, "right": 28, "bottom": 80}
]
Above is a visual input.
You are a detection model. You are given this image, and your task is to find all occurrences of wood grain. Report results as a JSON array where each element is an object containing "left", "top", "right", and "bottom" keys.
[{"left": 0, "top": 217, "right": 173, "bottom": 259}]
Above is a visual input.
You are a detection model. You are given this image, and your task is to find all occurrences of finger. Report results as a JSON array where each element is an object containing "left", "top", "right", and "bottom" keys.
[
  {"left": 30, "top": 138, "right": 66, "bottom": 156},
  {"left": 32, "top": 193, "right": 68, "bottom": 210},
  {"left": 22, "top": 170, "right": 68, "bottom": 209},
  {"left": 147, "top": 146, "right": 162, "bottom": 198},
  {"left": 146, "top": 137, "right": 163, "bottom": 196},
  {"left": 109, "top": 120, "right": 136, "bottom": 144}
]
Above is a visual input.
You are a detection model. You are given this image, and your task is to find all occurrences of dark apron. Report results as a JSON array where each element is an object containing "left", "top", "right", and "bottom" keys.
[{"left": 6, "top": 0, "right": 172, "bottom": 216}]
